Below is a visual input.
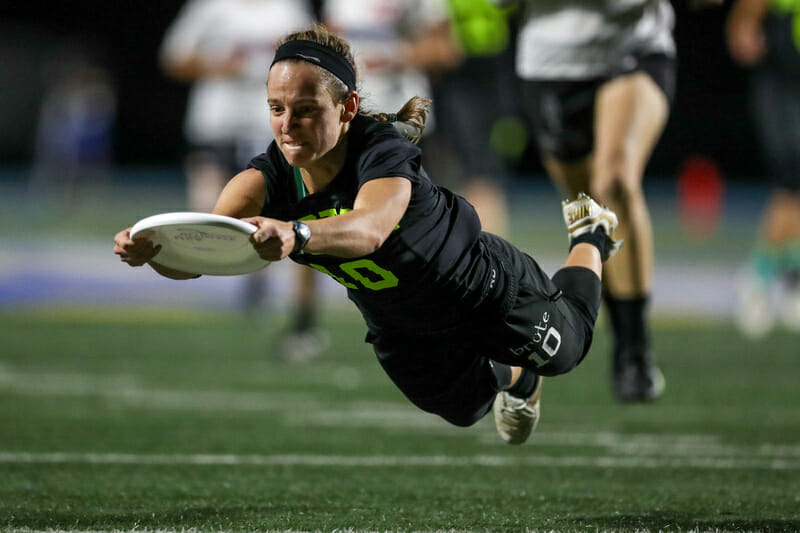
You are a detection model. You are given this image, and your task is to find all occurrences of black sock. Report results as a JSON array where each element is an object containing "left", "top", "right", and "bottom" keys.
[
  {"left": 570, "top": 226, "right": 608, "bottom": 258},
  {"left": 292, "top": 304, "right": 317, "bottom": 333},
  {"left": 604, "top": 294, "right": 649, "bottom": 352},
  {"left": 489, "top": 361, "right": 513, "bottom": 392},
  {"left": 507, "top": 368, "right": 540, "bottom": 399}
]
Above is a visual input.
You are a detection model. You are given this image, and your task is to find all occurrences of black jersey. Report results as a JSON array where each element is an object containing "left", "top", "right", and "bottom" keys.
[{"left": 248, "top": 114, "right": 505, "bottom": 335}]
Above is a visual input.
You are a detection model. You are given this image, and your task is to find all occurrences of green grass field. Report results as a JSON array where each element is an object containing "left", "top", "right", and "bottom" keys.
[{"left": 2, "top": 306, "right": 799, "bottom": 532}]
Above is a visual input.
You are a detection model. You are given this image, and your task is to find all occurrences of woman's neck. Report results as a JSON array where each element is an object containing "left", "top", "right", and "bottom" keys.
[{"left": 299, "top": 133, "right": 349, "bottom": 194}]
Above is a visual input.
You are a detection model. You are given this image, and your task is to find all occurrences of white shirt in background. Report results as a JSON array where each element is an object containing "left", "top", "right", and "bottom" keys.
[
  {"left": 509, "top": 0, "right": 675, "bottom": 80},
  {"left": 160, "top": 0, "right": 313, "bottom": 151},
  {"left": 324, "top": 0, "right": 448, "bottom": 122}
]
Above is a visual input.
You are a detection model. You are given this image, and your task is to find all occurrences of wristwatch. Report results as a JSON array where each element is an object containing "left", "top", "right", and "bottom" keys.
[{"left": 291, "top": 220, "right": 311, "bottom": 254}]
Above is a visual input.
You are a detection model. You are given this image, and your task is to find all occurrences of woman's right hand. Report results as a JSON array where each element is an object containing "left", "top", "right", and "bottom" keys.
[{"left": 113, "top": 228, "right": 161, "bottom": 267}]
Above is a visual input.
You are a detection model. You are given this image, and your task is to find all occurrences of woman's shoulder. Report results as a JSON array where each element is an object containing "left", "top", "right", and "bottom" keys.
[
  {"left": 353, "top": 113, "right": 395, "bottom": 136},
  {"left": 349, "top": 114, "right": 424, "bottom": 183},
  {"left": 352, "top": 114, "right": 419, "bottom": 154}
]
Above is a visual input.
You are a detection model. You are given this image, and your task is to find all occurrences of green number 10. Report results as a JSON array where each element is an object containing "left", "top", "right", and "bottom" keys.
[{"left": 308, "top": 259, "right": 399, "bottom": 291}]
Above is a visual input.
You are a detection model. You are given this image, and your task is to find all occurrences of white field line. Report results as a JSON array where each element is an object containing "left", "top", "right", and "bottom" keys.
[
  {"left": 0, "top": 365, "right": 317, "bottom": 411},
  {"left": 521, "top": 432, "right": 800, "bottom": 458},
  {"left": 0, "top": 451, "right": 799, "bottom": 471},
  {"left": 3, "top": 364, "right": 799, "bottom": 430},
  {"left": 3, "top": 364, "right": 800, "bottom": 461}
]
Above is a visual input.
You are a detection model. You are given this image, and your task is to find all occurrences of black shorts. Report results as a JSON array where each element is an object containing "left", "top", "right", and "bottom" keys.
[
  {"left": 185, "top": 142, "right": 251, "bottom": 176},
  {"left": 476, "top": 234, "right": 600, "bottom": 375},
  {"left": 429, "top": 51, "right": 520, "bottom": 184},
  {"left": 751, "top": 70, "right": 800, "bottom": 191},
  {"left": 522, "top": 53, "right": 676, "bottom": 161},
  {"left": 368, "top": 233, "right": 601, "bottom": 426}
]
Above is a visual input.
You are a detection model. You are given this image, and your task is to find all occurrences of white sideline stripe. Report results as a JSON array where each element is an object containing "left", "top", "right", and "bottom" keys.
[{"left": 1, "top": 451, "right": 799, "bottom": 471}]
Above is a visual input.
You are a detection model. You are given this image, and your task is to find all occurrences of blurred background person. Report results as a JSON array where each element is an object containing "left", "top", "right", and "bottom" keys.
[
  {"left": 160, "top": 0, "right": 327, "bottom": 361},
  {"left": 29, "top": 47, "right": 116, "bottom": 206},
  {"left": 324, "top": 0, "right": 519, "bottom": 237},
  {"left": 493, "top": 0, "right": 727, "bottom": 401},
  {"left": 728, "top": 0, "right": 800, "bottom": 337},
  {"left": 424, "top": 0, "right": 522, "bottom": 236},
  {"left": 322, "top": 0, "right": 461, "bottom": 141},
  {"left": 492, "top": 0, "right": 679, "bottom": 402}
]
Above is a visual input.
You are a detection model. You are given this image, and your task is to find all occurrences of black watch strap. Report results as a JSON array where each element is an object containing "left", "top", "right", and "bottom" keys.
[{"left": 291, "top": 220, "right": 311, "bottom": 254}]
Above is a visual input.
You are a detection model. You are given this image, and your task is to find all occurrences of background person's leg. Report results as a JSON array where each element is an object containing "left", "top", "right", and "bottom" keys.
[{"left": 592, "top": 71, "right": 669, "bottom": 401}]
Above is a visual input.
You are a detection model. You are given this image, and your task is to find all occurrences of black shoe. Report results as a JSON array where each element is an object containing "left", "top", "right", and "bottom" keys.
[{"left": 612, "top": 347, "right": 665, "bottom": 402}]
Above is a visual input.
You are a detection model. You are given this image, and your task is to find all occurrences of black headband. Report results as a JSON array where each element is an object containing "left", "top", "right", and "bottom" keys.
[{"left": 270, "top": 40, "right": 357, "bottom": 91}]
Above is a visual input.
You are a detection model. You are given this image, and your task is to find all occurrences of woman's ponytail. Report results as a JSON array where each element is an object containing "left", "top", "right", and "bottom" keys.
[{"left": 368, "top": 96, "right": 432, "bottom": 144}]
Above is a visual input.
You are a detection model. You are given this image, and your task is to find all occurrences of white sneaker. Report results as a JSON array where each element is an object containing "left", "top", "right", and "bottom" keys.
[
  {"left": 735, "top": 272, "right": 776, "bottom": 339},
  {"left": 493, "top": 375, "right": 543, "bottom": 445},
  {"left": 279, "top": 328, "right": 330, "bottom": 363},
  {"left": 561, "top": 192, "right": 622, "bottom": 261},
  {"left": 780, "top": 280, "right": 800, "bottom": 332}
]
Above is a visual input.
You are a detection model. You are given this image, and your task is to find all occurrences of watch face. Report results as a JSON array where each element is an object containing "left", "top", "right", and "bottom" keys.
[
  {"left": 298, "top": 222, "right": 311, "bottom": 241},
  {"left": 294, "top": 221, "right": 311, "bottom": 253}
]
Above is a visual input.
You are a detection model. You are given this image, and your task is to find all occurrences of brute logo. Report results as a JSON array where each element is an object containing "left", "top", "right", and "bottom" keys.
[{"left": 509, "top": 312, "right": 562, "bottom": 367}]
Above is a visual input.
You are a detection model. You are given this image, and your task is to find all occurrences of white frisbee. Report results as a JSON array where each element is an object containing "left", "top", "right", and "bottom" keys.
[{"left": 129, "top": 212, "right": 270, "bottom": 276}]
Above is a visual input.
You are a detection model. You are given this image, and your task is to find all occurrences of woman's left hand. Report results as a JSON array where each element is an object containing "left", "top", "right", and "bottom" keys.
[{"left": 242, "top": 216, "right": 295, "bottom": 261}]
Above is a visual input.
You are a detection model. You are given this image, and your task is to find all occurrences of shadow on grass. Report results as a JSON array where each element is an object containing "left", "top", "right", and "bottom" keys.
[
  {"left": 586, "top": 512, "right": 800, "bottom": 532},
  {"left": 9, "top": 505, "right": 800, "bottom": 532}
]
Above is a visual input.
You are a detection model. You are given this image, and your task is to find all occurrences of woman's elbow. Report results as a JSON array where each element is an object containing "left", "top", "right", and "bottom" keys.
[
  {"left": 358, "top": 227, "right": 391, "bottom": 256},
  {"left": 363, "top": 232, "right": 387, "bottom": 255}
]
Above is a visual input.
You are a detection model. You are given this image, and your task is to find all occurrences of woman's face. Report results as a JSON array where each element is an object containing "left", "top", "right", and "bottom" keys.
[{"left": 267, "top": 61, "right": 347, "bottom": 169}]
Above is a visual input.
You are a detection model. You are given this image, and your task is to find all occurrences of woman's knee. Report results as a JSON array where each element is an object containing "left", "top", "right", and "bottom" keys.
[
  {"left": 402, "top": 358, "right": 499, "bottom": 428},
  {"left": 511, "top": 306, "right": 594, "bottom": 378},
  {"left": 438, "top": 408, "right": 487, "bottom": 427},
  {"left": 524, "top": 329, "right": 590, "bottom": 377},
  {"left": 592, "top": 148, "right": 643, "bottom": 204},
  {"left": 414, "top": 394, "right": 492, "bottom": 427}
]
